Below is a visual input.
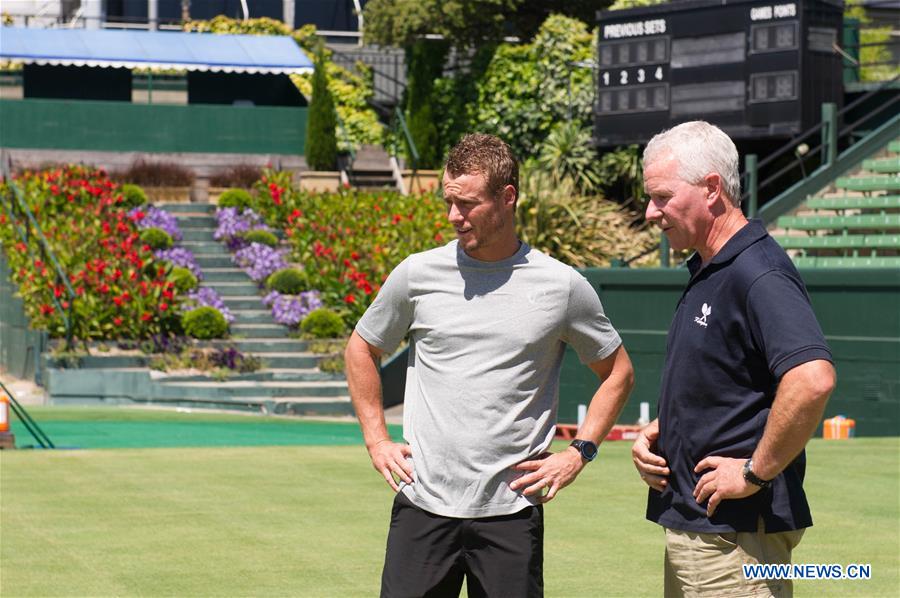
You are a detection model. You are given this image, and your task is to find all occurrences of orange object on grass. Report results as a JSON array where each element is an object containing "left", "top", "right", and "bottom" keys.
[
  {"left": 0, "top": 392, "right": 9, "bottom": 433},
  {"left": 823, "top": 415, "right": 855, "bottom": 439}
]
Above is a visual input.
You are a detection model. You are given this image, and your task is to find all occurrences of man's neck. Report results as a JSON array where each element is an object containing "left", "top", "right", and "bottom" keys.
[{"left": 698, "top": 209, "right": 749, "bottom": 265}]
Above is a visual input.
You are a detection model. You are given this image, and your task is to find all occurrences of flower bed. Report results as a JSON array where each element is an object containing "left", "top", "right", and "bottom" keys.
[
  {"left": 0, "top": 166, "right": 179, "bottom": 339},
  {"left": 252, "top": 171, "right": 453, "bottom": 326}
]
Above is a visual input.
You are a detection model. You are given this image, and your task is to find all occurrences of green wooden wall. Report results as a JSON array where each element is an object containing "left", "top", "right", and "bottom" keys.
[
  {"left": 0, "top": 99, "right": 307, "bottom": 155},
  {"left": 558, "top": 268, "right": 900, "bottom": 437}
]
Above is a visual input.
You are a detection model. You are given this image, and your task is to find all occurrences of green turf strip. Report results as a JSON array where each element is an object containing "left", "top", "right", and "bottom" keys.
[{"left": 10, "top": 407, "right": 401, "bottom": 449}]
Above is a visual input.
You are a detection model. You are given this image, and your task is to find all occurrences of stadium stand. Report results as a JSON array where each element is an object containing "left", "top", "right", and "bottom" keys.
[{"left": 773, "top": 139, "right": 900, "bottom": 268}]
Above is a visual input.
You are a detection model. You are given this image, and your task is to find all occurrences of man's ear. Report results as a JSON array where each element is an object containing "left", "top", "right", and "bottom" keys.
[
  {"left": 501, "top": 184, "right": 517, "bottom": 210},
  {"left": 704, "top": 173, "right": 723, "bottom": 206}
]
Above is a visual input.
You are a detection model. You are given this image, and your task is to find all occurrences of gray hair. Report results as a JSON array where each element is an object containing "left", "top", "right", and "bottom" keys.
[{"left": 643, "top": 121, "right": 741, "bottom": 205}]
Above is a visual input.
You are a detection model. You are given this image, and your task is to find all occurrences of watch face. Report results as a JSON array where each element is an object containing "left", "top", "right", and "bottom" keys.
[{"left": 576, "top": 440, "right": 598, "bottom": 460}]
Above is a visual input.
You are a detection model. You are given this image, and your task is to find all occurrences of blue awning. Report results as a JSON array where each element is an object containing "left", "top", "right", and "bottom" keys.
[{"left": 0, "top": 27, "right": 313, "bottom": 74}]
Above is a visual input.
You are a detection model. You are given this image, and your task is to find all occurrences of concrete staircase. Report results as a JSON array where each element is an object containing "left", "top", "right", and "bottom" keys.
[
  {"left": 348, "top": 144, "right": 396, "bottom": 190},
  {"left": 42, "top": 202, "right": 353, "bottom": 417}
]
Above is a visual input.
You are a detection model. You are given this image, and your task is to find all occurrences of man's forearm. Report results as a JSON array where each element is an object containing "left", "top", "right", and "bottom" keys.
[
  {"left": 577, "top": 346, "right": 635, "bottom": 444},
  {"left": 752, "top": 359, "right": 836, "bottom": 480},
  {"left": 345, "top": 332, "right": 390, "bottom": 449}
]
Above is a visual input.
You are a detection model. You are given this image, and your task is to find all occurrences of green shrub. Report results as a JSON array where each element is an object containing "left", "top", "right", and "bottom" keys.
[
  {"left": 182, "top": 307, "right": 228, "bottom": 340},
  {"left": 120, "top": 184, "right": 148, "bottom": 208},
  {"left": 305, "top": 43, "right": 338, "bottom": 171},
  {"left": 301, "top": 308, "right": 345, "bottom": 339},
  {"left": 266, "top": 268, "right": 308, "bottom": 294},
  {"left": 168, "top": 266, "right": 199, "bottom": 293},
  {"left": 217, "top": 188, "right": 253, "bottom": 211},
  {"left": 140, "top": 227, "right": 173, "bottom": 250},
  {"left": 243, "top": 229, "right": 279, "bottom": 247}
]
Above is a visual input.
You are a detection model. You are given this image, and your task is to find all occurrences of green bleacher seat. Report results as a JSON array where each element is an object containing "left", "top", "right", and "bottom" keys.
[
  {"left": 889, "top": 141, "right": 900, "bottom": 153},
  {"left": 835, "top": 176, "right": 900, "bottom": 192},
  {"left": 805, "top": 195, "right": 900, "bottom": 211},
  {"left": 791, "top": 255, "right": 900, "bottom": 268},
  {"left": 866, "top": 234, "right": 900, "bottom": 249},
  {"left": 775, "top": 235, "right": 867, "bottom": 249},
  {"left": 863, "top": 158, "right": 900, "bottom": 174},
  {"left": 777, "top": 214, "right": 900, "bottom": 230}
]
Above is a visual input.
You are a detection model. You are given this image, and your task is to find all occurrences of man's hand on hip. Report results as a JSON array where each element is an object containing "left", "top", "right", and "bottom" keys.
[
  {"left": 693, "top": 456, "right": 760, "bottom": 517},
  {"left": 368, "top": 439, "right": 414, "bottom": 492},
  {"left": 509, "top": 449, "right": 585, "bottom": 503},
  {"left": 632, "top": 418, "right": 669, "bottom": 492}
]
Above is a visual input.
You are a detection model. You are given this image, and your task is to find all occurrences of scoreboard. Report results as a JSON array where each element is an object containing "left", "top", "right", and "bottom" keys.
[{"left": 594, "top": 0, "right": 844, "bottom": 146}]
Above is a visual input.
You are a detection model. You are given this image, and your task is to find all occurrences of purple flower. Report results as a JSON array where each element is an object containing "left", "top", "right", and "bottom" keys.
[
  {"left": 130, "top": 206, "right": 182, "bottom": 241},
  {"left": 215, "top": 207, "right": 270, "bottom": 249},
  {"left": 268, "top": 290, "right": 324, "bottom": 327},
  {"left": 154, "top": 247, "right": 202, "bottom": 279},
  {"left": 233, "top": 242, "right": 288, "bottom": 283},
  {"left": 183, "top": 287, "right": 234, "bottom": 323}
]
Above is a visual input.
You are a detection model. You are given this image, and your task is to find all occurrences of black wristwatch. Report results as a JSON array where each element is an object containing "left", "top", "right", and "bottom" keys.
[
  {"left": 570, "top": 439, "right": 598, "bottom": 462},
  {"left": 742, "top": 458, "right": 772, "bottom": 489}
]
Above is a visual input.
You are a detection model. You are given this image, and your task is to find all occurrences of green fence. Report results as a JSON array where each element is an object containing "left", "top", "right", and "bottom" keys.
[
  {"left": 557, "top": 268, "right": 900, "bottom": 437},
  {"left": 0, "top": 98, "right": 307, "bottom": 155},
  {"left": 0, "top": 254, "right": 47, "bottom": 384}
]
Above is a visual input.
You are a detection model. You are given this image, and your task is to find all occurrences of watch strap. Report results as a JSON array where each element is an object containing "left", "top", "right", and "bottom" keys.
[{"left": 743, "top": 458, "right": 772, "bottom": 489}]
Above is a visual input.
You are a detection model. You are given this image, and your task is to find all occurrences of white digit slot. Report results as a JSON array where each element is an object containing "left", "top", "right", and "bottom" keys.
[
  {"left": 620, "top": 70, "right": 628, "bottom": 85},
  {"left": 602, "top": 72, "right": 610, "bottom": 86},
  {"left": 655, "top": 66, "right": 663, "bottom": 80},
  {"left": 637, "top": 68, "right": 645, "bottom": 83}
]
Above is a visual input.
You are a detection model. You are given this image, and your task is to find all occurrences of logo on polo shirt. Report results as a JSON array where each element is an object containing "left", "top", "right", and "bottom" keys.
[{"left": 694, "top": 303, "right": 712, "bottom": 327}]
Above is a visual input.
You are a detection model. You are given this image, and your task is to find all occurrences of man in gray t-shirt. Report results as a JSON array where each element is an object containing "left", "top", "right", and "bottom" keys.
[{"left": 345, "top": 133, "right": 634, "bottom": 597}]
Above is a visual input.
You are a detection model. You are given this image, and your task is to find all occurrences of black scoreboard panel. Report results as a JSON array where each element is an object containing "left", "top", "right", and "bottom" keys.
[{"left": 595, "top": 0, "right": 843, "bottom": 146}]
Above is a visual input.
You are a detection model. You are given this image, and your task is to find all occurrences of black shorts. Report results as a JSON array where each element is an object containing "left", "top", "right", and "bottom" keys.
[{"left": 381, "top": 492, "right": 544, "bottom": 598}]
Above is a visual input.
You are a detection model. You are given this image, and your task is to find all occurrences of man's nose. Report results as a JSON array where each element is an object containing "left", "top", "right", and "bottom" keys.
[
  {"left": 645, "top": 200, "right": 661, "bottom": 222},
  {"left": 447, "top": 203, "right": 463, "bottom": 224}
]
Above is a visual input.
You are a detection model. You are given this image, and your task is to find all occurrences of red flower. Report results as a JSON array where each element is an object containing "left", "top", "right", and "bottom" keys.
[
  {"left": 344, "top": 294, "right": 355, "bottom": 304},
  {"left": 40, "top": 304, "right": 54, "bottom": 315},
  {"left": 113, "top": 317, "right": 123, "bottom": 326},
  {"left": 141, "top": 312, "right": 152, "bottom": 321},
  {"left": 350, "top": 252, "right": 360, "bottom": 261},
  {"left": 99, "top": 283, "right": 110, "bottom": 294},
  {"left": 392, "top": 214, "right": 403, "bottom": 224},
  {"left": 434, "top": 233, "right": 444, "bottom": 242},
  {"left": 159, "top": 302, "right": 169, "bottom": 311},
  {"left": 162, "top": 289, "right": 173, "bottom": 300},
  {"left": 113, "top": 296, "right": 123, "bottom": 306}
]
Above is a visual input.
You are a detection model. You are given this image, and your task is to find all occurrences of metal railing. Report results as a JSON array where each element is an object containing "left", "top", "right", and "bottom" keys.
[
  {"left": 743, "top": 72, "right": 900, "bottom": 221},
  {"left": 0, "top": 157, "right": 79, "bottom": 350},
  {"left": 0, "top": 380, "right": 55, "bottom": 449}
]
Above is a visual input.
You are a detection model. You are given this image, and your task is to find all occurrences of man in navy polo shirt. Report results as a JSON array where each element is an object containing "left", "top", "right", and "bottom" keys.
[{"left": 632, "top": 121, "right": 836, "bottom": 597}]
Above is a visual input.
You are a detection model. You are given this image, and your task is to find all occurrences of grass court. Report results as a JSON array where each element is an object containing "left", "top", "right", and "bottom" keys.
[{"left": 2, "top": 407, "right": 898, "bottom": 596}]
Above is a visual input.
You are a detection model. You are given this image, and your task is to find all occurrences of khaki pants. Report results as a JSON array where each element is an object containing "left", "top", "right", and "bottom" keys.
[{"left": 664, "top": 521, "right": 805, "bottom": 598}]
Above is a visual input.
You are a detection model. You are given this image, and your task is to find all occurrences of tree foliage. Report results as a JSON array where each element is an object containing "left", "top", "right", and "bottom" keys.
[
  {"left": 305, "top": 44, "right": 338, "bottom": 171},
  {"left": 474, "top": 15, "right": 594, "bottom": 158},
  {"left": 363, "top": 0, "right": 615, "bottom": 47},
  {"left": 405, "top": 39, "right": 450, "bottom": 169}
]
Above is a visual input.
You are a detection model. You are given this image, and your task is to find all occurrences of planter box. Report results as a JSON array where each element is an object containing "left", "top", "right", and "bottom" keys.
[
  {"left": 144, "top": 186, "right": 192, "bottom": 203},
  {"left": 299, "top": 171, "right": 342, "bottom": 193},
  {"left": 402, "top": 170, "right": 440, "bottom": 194}
]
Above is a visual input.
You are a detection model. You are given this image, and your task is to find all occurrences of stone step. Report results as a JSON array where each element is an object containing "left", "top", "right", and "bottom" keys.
[
  {"left": 208, "top": 282, "right": 261, "bottom": 296},
  {"left": 183, "top": 242, "right": 230, "bottom": 255},
  {"left": 155, "top": 379, "right": 349, "bottom": 398},
  {"left": 220, "top": 295, "right": 266, "bottom": 310},
  {"left": 231, "top": 323, "right": 290, "bottom": 338},
  {"left": 153, "top": 368, "right": 341, "bottom": 383},
  {"left": 182, "top": 228, "right": 217, "bottom": 242},
  {"left": 158, "top": 202, "right": 216, "bottom": 214},
  {"left": 195, "top": 255, "right": 235, "bottom": 268},
  {"left": 202, "top": 268, "right": 252, "bottom": 283},
  {"left": 197, "top": 338, "right": 310, "bottom": 353},
  {"left": 230, "top": 310, "right": 277, "bottom": 324},
  {"left": 174, "top": 215, "right": 218, "bottom": 228}
]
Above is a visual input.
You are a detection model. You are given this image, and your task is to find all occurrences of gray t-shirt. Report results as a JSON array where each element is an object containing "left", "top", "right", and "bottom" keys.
[{"left": 356, "top": 240, "right": 622, "bottom": 517}]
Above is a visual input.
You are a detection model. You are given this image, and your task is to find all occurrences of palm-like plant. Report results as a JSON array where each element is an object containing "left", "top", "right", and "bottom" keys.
[{"left": 536, "top": 121, "right": 602, "bottom": 194}]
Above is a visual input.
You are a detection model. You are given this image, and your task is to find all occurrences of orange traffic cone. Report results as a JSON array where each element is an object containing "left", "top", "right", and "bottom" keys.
[{"left": 0, "top": 392, "right": 15, "bottom": 449}]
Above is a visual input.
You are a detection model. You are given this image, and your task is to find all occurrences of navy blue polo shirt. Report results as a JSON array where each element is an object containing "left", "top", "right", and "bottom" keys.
[{"left": 647, "top": 220, "right": 832, "bottom": 534}]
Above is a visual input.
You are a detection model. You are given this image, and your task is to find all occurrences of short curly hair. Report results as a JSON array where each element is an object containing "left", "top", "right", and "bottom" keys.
[{"left": 444, "top": 133, "right": 519, "bottom": 200}]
